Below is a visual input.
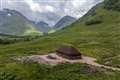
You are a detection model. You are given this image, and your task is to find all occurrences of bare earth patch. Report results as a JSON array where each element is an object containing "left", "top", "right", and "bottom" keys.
[
  {"left": 16, "top": 53, "right": 120, "bottom": 71},
  {"left": 17, "top": 53, "right": 96, "bottom": 65}
]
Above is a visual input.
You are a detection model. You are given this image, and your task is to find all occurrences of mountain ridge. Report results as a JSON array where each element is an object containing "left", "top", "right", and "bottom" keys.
[
  {"left": 54, "top": 15, "right": 76, "bottom": 29},
  {"left": 0, "top": 8, "right": 42, "bottom": 36},
  {"left": 32, "top": 21, "right": 52, "bottom": 33},
  {"left": 0, "top": 1, "right": 120, "bottom": 80},
  {"left": 1, "top": 0, "right": 120, "bottom": 68}
]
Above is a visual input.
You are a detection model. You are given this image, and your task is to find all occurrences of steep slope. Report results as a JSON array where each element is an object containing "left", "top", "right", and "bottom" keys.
[
  {"left": 0, "top": 9, "right": 42, "bottom": 36},
  {"left": 54, "top": 16, "right": 76, "bottom": 29}
]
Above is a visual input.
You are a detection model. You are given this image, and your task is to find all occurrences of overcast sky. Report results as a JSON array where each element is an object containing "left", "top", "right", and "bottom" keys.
[{"left": 0, "top": 0, "right": 103, "bottom": 26}]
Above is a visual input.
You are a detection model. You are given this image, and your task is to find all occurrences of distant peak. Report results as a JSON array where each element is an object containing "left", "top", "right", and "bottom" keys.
[
  {"left": 3, "top": 8, "right": 13, "bottom": 13},
  {"left": 37, "top": 21, "right": 49, "bottom": 26},
  {"left": 54, "top": 15, "right": 76, "bottom": 29},
  {"left": 3, "top": 8, "right": 10, "bottom": 11},
  {"left": 2, "top": 8, "right": 23, "bottom": 16},
  {"left": 63, "top": 15, "right": 76, "bottom": 19}
]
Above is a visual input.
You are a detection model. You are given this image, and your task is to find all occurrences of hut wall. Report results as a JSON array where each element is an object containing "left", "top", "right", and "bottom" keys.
[{"left": 57, "top": 52, "right": 82, "bottom": 60}]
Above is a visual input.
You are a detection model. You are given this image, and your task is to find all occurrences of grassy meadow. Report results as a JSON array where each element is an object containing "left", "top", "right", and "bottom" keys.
[{"left": 0, "top": 0, "right": 120, "bottom": 80}]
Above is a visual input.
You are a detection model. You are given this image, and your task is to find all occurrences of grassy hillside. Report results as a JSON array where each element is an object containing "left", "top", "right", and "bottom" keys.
[
  {"left": 54, "top": 16, "right": 76, "bottom": 29},
  {"left": 0, "top": 0, "right": 120, "bottom": 80},
  {"left": 0, "top": 0, "right": 120, "bottom": 66},
  {"left": 0, "top": 63, "right": 120, "bottom": 80},
  {"left": 0, "top": 33, "right": 41, "bottom": 44},
  {"left": 0, "top": 9, "right": 42, "bottom": 36}
]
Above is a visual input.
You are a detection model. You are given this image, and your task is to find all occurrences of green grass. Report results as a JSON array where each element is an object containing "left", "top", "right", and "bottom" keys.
[
  {"left": 0, "top": 9, "right": 41, "bottom": 36},
  {"left": 0, "top": 1, "right": 120, "bottom": 80},
  {"left": 0, "top": 34, "right": 41, "bottom": 45},
  {"left": 0, "top": 3, "right": 120, "bottom": 65},
  {"left": 0, "top": 63, "right": 120, "bottom": 80}
]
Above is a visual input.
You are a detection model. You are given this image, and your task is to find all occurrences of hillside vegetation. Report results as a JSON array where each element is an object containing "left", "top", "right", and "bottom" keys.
[
  {"left": 0, "top": 9, "right": 42, "bottom": 36},
  {"left": 0, "top": 34, "right": 41, "bottom": 44},
  {"left": 0, "top": 0, "right": 120, "bottom": 80}
]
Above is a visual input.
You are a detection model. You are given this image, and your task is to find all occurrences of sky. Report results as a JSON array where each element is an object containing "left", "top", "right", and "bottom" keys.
[{"left": 0, "top": 0, "right": 103, "bottom": 26}]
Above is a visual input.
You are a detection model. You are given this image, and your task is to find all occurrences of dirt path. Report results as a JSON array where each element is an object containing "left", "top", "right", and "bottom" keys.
[
  {"left": 83, "top": 58, "right": 120, "bottom": 71},
  {"left": 18, "top": 53, "right": 120, "bottom": 71},
  {"left": 104, "top": 55, "right": 120, "bottom": 61}
]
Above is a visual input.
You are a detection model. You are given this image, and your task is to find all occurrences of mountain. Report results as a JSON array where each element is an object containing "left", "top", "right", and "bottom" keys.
[
  {"left": 54, "top": 16, "right": 76, "bottom": 29},
  {"left": 0, "top": 0, "right": 120, "bottom": 80},
  {"left": 0, "top": 8, "right": 42, "bottom": 36},
  {"left": 1, "top": 0, "right": 120, "bottom": 68},
  {"left": 34, "top": 21, "right": 52, "bottom": 33}
]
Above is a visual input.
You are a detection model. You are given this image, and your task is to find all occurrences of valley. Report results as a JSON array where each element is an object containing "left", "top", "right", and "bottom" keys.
[{"left": 0, "top": 0, "right": 120, "bottom": 80}]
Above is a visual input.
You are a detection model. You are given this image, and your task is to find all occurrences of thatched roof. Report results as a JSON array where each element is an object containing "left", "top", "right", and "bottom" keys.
[{"left": 56, "top": 46, "right": 81, "bottom": 57}]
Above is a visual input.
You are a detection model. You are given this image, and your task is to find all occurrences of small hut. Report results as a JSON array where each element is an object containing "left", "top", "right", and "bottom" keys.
[{"left": 56, "top": 46, "right": 82, "bottom": 60}]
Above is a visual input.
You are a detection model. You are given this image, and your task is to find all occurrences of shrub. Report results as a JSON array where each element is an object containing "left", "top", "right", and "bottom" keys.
[
  {"left": 104, "top": 0, "right": 120, "bottom": 11},
  {"left": 85, "top": 16, "right": 103, "bottom": 25},
  {"left": 0, "top": 71, "right": 22, "bottom": 80}
]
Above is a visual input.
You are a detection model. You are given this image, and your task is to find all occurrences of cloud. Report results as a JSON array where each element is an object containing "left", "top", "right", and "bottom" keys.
[
  {"left": 1, "top": 0, "right": 103, "bottom": 26},
  {"left": 46, "top": 5, "right": 54, "bottom": 12},
  {"left": 25, "top": 0, "right": 42, "bottom": 12}
]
